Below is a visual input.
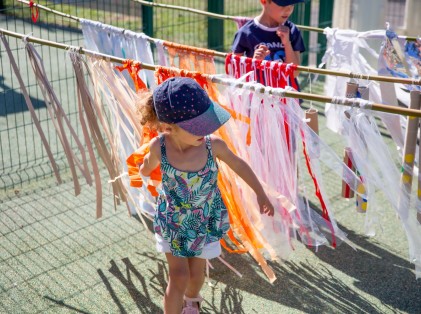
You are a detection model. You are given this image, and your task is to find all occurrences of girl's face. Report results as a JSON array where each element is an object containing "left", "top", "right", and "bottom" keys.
[
  {"left": 166, "top": 124, "right": 206, "bottom": 147},
  {"left": 265, "top": 1, "right": 295, "bottom": 25}
]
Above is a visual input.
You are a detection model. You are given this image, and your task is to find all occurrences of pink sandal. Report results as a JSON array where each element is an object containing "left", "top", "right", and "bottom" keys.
[{"left": 181, "top": 295, "right": 203, "bottom": 314}]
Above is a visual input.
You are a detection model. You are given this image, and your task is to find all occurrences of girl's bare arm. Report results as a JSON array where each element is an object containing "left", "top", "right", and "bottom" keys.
[
  {"left": 212, "top": 135, "right": 274, "bottom": 216},
  {"left": 139, "top": 138, "right": 161, "bottom": 177}
]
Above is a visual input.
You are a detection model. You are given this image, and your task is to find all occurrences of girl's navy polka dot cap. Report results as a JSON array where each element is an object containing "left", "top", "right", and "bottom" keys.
[{"left": 152, "top": 77, "right": 231, "bottom": 136}]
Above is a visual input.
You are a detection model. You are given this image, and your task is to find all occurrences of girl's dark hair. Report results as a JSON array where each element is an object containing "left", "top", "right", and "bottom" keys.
[{"left": 135, "top": 90, "right": 160, "bottom": 130}]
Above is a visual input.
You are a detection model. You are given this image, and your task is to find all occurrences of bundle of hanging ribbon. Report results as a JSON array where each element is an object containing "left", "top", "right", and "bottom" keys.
[{"left": 2, "top": 0, "right": 421, "bottom": 281}]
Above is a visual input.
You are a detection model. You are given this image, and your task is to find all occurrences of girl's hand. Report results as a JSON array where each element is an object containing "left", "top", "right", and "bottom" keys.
[
  {"left": 253, "top": 44, "right": 270, "bottom": 60},
  {"left": 276, "top": 25, "right": 290, "bottom": 44},
  {"left": 212, "top": 135, "right": 274, "bottom": 217},
  {"left": 257, "top": 193, "right": 274, "bottom": 217}
]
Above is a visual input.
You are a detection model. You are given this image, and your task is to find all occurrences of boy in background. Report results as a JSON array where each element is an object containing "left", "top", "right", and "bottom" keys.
[{"left": 231, "top": 0, "right": 306, "bottom": 79}]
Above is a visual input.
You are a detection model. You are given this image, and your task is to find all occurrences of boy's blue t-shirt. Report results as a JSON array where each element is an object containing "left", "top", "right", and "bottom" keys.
[{"left": 232, "top": 18, "right": 305, "bottom": 62}]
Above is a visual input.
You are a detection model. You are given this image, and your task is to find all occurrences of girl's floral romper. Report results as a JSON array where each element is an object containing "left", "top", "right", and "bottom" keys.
[{"left": 153, "top": 135, "right": 230, "bottom": 257}]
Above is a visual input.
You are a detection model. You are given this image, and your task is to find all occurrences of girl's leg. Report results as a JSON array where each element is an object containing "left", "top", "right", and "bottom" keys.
[
  {"left": 164, "top": 253, "right": 190, "bottom": 314},
  {"left": 185, "top": 257, "right": 206, "bottom": 302}
]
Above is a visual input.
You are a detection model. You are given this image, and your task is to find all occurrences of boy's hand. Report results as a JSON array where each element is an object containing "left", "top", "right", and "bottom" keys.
[
  {"left": 276, "top": 25, "right": 290, "bottom": 44},
  {"left": 253, "top": 44, "right": 270, "bottom": 60},
  {"left": 257, "top": 193, "right": 275, "bottom": 217}
]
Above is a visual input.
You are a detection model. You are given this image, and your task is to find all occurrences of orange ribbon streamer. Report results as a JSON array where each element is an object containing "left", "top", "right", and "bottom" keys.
[
  {"left": 115, "top": 60, "right": 147, "bottom": 92},
  {"left": 126, "top": 127, "right": 160, "bottom": 196}
]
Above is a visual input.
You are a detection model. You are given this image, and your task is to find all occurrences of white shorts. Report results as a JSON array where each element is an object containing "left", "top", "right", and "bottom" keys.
[{"left": 155, "top": 233, "right": 221, "bottom": 259}]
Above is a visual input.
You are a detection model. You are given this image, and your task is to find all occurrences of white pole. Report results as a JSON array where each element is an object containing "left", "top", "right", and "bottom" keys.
[
  {"left": 350, "top": 0, "right": 386, "bottom": 31},
  {"left": 403, "top": 0, "right": 421, "bottom": 37},
  {"left": 332, "top": 0, "right": 352, "bottom": 29}
]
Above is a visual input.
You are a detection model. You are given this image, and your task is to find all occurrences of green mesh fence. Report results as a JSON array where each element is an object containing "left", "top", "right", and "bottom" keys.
[
  {"left": 0, "top": 0, "right": 142, "bottom": 192},
  {"left": 0, "top": 0, "right": 328, "bottom": 193}
]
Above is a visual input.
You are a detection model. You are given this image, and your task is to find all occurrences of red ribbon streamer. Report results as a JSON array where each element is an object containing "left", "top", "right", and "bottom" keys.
[
  {"left": 29, "top": 1, "right": 39, "bottom": 23},
  {"left": 300, "top": 129, "right": 336, "bottom": 248},
  {"left": 224, "top": 53, "right": 298, "bottom": 90}
]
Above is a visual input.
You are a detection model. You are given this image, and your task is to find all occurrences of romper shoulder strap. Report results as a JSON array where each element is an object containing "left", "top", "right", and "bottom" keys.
[
  {"left": 205, "top": 135, "right": 215, "bottom": 161},
  {"left": 205, "top": 135, "right": 212, "bottom": 151},
  {"left": 159, "top": 135, "right": 168, "bottom": 164}
]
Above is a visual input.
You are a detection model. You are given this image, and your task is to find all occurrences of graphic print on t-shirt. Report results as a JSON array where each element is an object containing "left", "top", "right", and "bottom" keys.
[
  {"left": 273, "top": 50, "right": 286, "bottom": 61},
  {"left": 253, "top": 42, "right": 287, "bottom": 62}
]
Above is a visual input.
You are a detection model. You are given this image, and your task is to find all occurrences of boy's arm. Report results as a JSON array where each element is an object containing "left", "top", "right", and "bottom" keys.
[
  {"left": 234, "top": 46, "right": 270, "bottom": 60},
  {"left": 277, "top": 26, "right": 301, "bottom": 77},
  {"left": 139, "top": 138, "right": 161, "bottom": 177},
  {"left": 212, "top": 135, "right": 274, "bottom": 216},
  {"left": 283, "top": 41, "right": 301, "bottom": 66}
]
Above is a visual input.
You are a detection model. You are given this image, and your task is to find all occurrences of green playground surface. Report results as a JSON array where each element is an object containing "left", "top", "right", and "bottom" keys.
[{"left": 2, "top": 96, "right": 421, "bottom": 313}]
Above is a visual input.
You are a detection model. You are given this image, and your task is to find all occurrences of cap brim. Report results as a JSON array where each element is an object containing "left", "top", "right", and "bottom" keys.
[
  {"left": 272, "top": 0, "right": 306, "bottom": 6},
  {"left": 176, "top": 101, "right": 231, "bottom": 136}
]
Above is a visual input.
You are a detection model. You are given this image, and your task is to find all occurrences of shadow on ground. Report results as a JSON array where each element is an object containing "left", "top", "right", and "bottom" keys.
[
  {"left": 0, "top": 74, "right": 46, "bottom": 116},
  {"left": 43, "top": 296, "right": 91, "bottom": 314},
  {"left": 97, "top": 220, "right": 421, "bottom": 314},
  {"left": 99, "top": 257, "right": 163, "bottom": 314},
  {"left": 305, "top": 226, "right": 421, "bottom": 313}
]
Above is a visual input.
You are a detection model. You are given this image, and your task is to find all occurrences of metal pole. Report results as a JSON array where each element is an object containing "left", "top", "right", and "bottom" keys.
[
  {"left": 404, "top": 0, "right": 421, "bottom": 37},
  {"left": 141, "top": 0, "right": 153, "bottom": 37},
  {"left": 317, "top": 0, "right": 334, "bottom": 65},
  {"left": 207, "top": 0, "right": 224, "bottom": 51},
  {"left": 289, "top": 1, "right": 311, "bottom": 66}
]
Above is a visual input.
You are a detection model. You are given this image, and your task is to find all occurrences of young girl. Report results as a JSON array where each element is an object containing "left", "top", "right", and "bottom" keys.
[{"left": 136, "top": 77, "right": 274, "bottom": 314}]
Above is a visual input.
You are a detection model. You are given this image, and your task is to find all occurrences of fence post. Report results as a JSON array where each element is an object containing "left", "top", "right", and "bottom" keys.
[
  {"left": 142, "top": 0, "right": 153, "bottom": 37},
  {"left": 301, "top": 1, "right": 311, "bottom": 66},
  {"left": 290, "top": 1, "right": 311, "bottom": 66},
  {"left": 207, "top": 0, "right": 224, "bottom": 51},
  {"left": 317, "top": 0, "right": 334, "bottom": 66},
  {"left": 405, "top": 0, "right": 421, "bottom": 37}
]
